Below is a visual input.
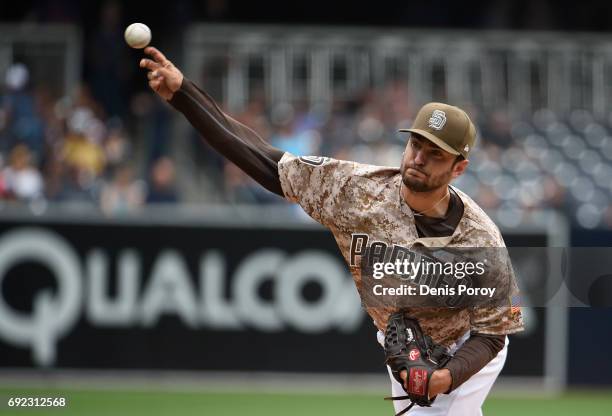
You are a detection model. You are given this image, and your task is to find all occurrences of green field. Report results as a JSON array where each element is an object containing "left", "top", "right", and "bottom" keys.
[{"left": 0, "top": 388, "right": 611, "bottom": 415}]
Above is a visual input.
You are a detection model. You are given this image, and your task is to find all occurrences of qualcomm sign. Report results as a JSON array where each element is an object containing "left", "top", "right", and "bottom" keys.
[{"left": 0, "top": 228, "right": 363, "bottom": 367}]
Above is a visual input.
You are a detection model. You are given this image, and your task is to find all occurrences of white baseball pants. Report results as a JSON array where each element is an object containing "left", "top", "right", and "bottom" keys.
[{"left": 379, "top": 332, "right": 509, "bottom": 416}]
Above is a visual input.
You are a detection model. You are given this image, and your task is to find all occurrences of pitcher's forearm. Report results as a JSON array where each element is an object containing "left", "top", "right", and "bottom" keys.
[{"left": 169, "top": 78, "right": 284, "bottom": 196}]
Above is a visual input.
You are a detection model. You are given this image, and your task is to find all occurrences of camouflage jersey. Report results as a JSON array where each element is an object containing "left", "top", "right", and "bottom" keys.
[{"left": 278, "top": 153, "right": 524, "bottom": 348}]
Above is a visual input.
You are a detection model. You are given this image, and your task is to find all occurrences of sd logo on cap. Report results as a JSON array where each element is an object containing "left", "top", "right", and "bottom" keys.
[{"left": 400, "top": 103, "right": 476, "bottom": 159}]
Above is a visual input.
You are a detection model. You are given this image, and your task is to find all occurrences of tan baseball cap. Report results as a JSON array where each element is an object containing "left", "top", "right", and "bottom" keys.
[{"left": 399, "top": 102, "right": 476, "bottom": 159}]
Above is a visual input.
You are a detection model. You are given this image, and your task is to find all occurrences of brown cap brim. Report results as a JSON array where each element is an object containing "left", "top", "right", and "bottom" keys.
[{"left": 399, "top": 128, "right": 460, "bottom": 156}]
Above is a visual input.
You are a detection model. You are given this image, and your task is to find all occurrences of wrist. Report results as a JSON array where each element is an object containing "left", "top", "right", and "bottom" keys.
[
  {"left": 167, "top": 77, "right": 188, "bottom": 104},
  {"left": 173, "top": 74, "right": 185, "bottom": 94},
  {"left": 429, "top": 368, "right": 452, "bottom": 397}
]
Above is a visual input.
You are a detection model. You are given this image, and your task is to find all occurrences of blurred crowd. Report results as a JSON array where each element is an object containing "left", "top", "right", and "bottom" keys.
[
  {"left": 209, "top": 81, "right": 612, "bottom": 230},
  {"left": 2, "top": 0, "right": 612, "bottom": 229},
  {"left": 3, "top": 59, "right": 612, "bottom": 229},
  {"left": 0, "top": 63, "right": 179, "bottom": 215}
]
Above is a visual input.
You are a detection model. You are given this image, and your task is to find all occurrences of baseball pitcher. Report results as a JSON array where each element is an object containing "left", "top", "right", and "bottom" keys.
[{"left": 140, "top": 46, "right": 523, "bottom": 416}]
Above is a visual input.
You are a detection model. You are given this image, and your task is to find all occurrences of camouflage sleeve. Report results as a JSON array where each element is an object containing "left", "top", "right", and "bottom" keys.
[
  {"left": 470, "top": 306, "right": 523, "bottom": 335},
  {"left": 277, "top": 153, "right": 359, "bottom": 227},
  {"left": 470, "top": 261, "right": 524, "bottom": 335}
]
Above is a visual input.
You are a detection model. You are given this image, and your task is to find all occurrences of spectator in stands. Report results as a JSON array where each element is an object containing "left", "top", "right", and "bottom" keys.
[
  {"left": 2, "top": 144, "right": 44, "bottom": 201},
  {"left": 146, "top": 157, "right": 179, "bottom": 204},
  {"left": 0, "top": 64, "right": 46, "bottom": 160},
  {"left": 61, "top": 108, "right": 106, "bottom": 178},
  {"left": 129, "top": 92, "right": 173, "bottom": 165},
  {"left": 103, "top": 124, "right": 131, "bottom": 171},
  {"left": 100, "top": 163, "right": 145, "bottom": 215}
]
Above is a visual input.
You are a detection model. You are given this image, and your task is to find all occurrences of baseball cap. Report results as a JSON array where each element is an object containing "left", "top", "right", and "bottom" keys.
[{"left": 399, "top": 102, "right": 476, "bottom": 159}]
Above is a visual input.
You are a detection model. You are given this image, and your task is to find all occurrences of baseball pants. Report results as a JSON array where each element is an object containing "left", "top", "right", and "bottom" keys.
[{"left": 380, "top": 333, "right": 509, "bottom": 416}]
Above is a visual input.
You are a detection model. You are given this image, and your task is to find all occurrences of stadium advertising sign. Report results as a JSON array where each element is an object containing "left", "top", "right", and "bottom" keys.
[{"left": 0, "top": 220, "right": 546, "bottom": 377}]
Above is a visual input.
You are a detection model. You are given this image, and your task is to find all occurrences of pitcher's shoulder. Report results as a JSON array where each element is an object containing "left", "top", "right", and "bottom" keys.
[
  {"left": 352, "top": 163, "right": 400, "bottom": 180},
  {"left": 452, "top": 186, "right": 505, "bottom": 246}
]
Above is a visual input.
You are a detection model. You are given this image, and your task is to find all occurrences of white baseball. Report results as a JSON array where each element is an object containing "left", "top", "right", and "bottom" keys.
[{"left": 124, "top": 23, "right": 151, "bottom": 49}]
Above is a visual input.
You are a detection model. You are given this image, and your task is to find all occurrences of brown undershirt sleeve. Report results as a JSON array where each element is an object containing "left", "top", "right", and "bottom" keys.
[
  {"left": 168, "top": 78, "right": 285, "bottom": 196},
  {"left": 443, "top": 333, "right": 506, "bottom": 392}
]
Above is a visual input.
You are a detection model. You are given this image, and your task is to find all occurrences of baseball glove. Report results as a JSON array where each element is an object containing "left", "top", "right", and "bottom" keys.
[{"left": 384, "top": 312, "right": 452, "bottom": 415}]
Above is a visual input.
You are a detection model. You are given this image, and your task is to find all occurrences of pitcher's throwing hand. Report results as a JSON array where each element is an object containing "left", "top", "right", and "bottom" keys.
[{"left": 140, "top": 46, "right": 183, "bottom": 100}]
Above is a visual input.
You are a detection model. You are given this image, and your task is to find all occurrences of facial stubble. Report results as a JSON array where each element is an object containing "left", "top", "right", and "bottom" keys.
[{"left": 401, "top": 164, "right": 454, "bottom": 193}]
